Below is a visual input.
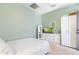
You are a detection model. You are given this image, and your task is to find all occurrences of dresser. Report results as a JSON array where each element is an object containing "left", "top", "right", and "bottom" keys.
[{"left": 42, "top": 33, "right": 60, "bottom": 44}]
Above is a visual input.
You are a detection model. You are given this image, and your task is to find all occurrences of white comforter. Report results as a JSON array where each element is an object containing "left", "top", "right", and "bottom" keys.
[{"left": 7, "top": 38, "right": 50, "bottom": 55}]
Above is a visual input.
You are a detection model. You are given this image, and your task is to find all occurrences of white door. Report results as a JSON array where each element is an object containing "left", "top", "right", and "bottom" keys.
[
  {"left": 61, "top": 15, "right": 71, "bottom": 47},
  {"left": 69, "top": 14, "right": 77, "bottom": 48}
]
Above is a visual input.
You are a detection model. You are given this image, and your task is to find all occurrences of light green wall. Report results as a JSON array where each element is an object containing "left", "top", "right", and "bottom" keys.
[
  {"left": 0, "top": 4, "right": 41, "bottom": 41},
  {"left": 42, "top": 4, "right": 79, "bottom": 33}
]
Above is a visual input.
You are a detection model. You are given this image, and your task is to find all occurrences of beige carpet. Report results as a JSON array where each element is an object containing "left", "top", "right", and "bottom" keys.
[{"left": 49, "top": 43, "right": 79, "bottom": 55}]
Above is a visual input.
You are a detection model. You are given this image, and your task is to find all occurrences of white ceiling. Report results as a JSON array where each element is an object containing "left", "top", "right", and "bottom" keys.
[{"left": 22, "top": 3, "right": 76, "bottom": 15}]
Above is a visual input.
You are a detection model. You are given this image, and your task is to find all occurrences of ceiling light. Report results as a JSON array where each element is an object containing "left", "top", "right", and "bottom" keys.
[
  {"left": 51, "top": 4, "right": 56, "bottom": 7},
  {"left": 30, "top": 3, "right": 39, "bottom": 9}
]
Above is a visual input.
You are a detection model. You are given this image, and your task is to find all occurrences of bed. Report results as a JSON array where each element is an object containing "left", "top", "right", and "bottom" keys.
[{"left": 7, "top": 38, "right": 51, "bottom": 55}]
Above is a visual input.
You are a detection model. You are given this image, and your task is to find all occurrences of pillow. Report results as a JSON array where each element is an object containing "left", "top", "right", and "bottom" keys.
[{"left": 0, "top": 38, "right": 14, "bottom": 55}]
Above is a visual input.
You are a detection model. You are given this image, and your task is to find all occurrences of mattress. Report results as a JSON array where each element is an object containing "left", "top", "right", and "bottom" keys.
[{"left": 7, "top": 38, "right": 51, "bottom": 55}]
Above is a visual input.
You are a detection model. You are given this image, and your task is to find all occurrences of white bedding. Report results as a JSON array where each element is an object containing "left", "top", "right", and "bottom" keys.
[{"left": 7, "top": 38, "right": 50, "bottom": 55}]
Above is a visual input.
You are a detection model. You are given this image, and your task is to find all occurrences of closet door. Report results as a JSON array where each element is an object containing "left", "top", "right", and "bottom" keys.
[
  {"left": 69, "top": 13, "right": 77, "bottom": 48},
  {"left": 61, "top": 15, "right": 71, "bottom": 47},
  {"left": 77, "top": 12, "right": 79, "bottom": 49}
]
